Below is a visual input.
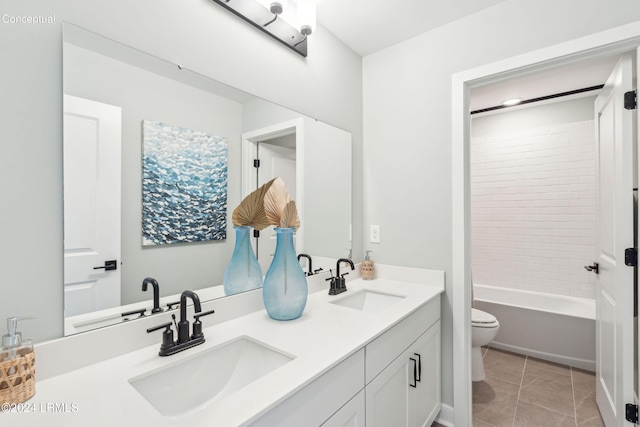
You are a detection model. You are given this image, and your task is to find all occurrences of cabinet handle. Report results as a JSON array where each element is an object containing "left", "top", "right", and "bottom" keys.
[
  {"left": 414, "top": 353, "right": 422, "bottom": 382},
  {"left": 409, "top": 357, "right": 417, "bottom": 388}
]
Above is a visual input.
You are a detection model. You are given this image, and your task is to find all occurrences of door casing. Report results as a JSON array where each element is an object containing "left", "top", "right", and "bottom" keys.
[{"left": 452, "top": 22, "right": 640, "bottom": 426}]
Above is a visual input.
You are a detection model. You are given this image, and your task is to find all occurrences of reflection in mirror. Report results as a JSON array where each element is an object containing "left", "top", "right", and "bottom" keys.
[{"left": 62, "top": 23, "right": 352, "bottom": 336}]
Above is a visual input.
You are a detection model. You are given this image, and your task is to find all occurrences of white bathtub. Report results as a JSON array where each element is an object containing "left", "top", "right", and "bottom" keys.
[{"left": 473, "top": 284, "right": 596, "bottom": 371}]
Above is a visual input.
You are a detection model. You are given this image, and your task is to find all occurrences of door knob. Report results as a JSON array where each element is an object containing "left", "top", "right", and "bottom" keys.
[
  {"left": 93, "top": 260, "right": 117, "bottom": 271},
  {"left": 584, "top": 262, "right": 599, "bottom": 274}
]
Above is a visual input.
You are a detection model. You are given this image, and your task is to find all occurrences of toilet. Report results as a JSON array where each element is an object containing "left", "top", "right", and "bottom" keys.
[{"left": 471, "top": 308, "right": 499, "bottom": 382}]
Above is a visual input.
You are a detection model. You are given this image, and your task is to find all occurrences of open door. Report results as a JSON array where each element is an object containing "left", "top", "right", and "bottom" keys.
[{"left": 592, "top": 52, "right": 636, "bottom": 426}]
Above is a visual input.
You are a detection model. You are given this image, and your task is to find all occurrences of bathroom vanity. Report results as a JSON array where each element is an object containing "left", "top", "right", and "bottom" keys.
[{"left": 4, "top": 265, "right": 443, "bottom": 426}]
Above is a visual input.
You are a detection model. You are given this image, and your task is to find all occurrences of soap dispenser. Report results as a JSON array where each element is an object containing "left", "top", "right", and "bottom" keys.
[
  {"left": 0, "top": 317, "right": 36, "bottom": 405},
  {"left": 362, "top": 250, "right": 375, "bottom": 280}
]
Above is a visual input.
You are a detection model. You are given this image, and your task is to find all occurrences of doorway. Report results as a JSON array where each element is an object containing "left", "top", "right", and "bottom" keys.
[
  {"left": 452, "top": 24, "right": 640, "bottom": 426},
  {"left": 241, "top": 118, "right": 305, "bottom": 272}
]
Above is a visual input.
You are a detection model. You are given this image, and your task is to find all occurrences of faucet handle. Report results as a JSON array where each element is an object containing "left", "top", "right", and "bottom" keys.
[
  {"left": 147, "top": 322, "right": 176, "bottom": 354},
  {"left": 192, "top": 309, "right": 216, "bottom": 340},
  {"left": 122, "top": 308, "right": 146, "bottom": 319},
  {"left": 193, "top": 309, "right": 216, "bottom": 321}
]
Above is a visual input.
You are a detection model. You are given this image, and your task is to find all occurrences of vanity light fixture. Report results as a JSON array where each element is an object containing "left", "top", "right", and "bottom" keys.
[{"left": 211, "top": 0, "right": 316, "bottom": 57}]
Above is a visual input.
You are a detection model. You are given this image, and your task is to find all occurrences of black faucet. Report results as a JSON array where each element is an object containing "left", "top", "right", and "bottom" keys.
[
  {"left": 146, "top": 290, "right": 215, "bottom": 356},
  {"left": 327, "top": 258, "right": 355, "bottom": 295},
  {"left": 142, "top": 277, "right": 162, "bottom": 314},
  {"left": 178, "top": 290, "right": 201, "bottom": 344},
  {"left": 297, "top": 253, "right": 313, "bottom": 276}
]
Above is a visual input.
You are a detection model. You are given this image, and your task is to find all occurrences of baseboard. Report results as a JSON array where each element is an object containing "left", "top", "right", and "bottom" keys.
[
  {"left": 434, "top": 403, "right": 454, "bottom": 426},
  {"left": 490, "top": 341, "right": 595, "bottom": 372}
]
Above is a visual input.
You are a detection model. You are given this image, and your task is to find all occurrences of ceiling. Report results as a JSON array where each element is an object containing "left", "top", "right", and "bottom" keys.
[
  {"left": 316, "top": 0, "right": 509, "bottom": 57},
  {"left": 315, "top": 0, "right": 620, "bottom": 112}
]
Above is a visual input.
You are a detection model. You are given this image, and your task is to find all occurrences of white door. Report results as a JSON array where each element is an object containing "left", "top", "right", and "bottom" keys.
[
  {"left": 63, "top": 95, "right": 122, "bottom": 316},
  {"left": 593, "top": 53, "right": 636, "bottom": 426},
  {"left": 255, "top": 140, "right": 297, "bottom": 273}
]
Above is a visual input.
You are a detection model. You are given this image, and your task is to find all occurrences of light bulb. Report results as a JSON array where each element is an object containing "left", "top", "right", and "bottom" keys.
[
  {"left": 296, "top": 0, "right": 316, "bottom": 35},
  {"left": 502, "top": 98, "right": 522, "bottom": 106}
]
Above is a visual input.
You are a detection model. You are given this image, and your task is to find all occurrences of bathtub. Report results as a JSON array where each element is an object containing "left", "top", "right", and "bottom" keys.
[{"left": 473, "top": 284, "right": 596, "bottom": 371}]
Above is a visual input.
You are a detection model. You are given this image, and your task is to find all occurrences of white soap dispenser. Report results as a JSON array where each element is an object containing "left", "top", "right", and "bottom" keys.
[{"left": 0, "top": 317, "right": 36, "bottom": 405}]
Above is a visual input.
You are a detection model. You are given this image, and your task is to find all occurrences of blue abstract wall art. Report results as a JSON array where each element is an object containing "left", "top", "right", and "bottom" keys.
[{"left": 142, "top": 120, "right": 228, "bottom": 245}]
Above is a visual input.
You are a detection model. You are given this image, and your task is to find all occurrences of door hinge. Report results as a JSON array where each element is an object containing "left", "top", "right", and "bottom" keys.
[
  {"left": 253, "top": 159, "right": 260, "bottom": 168},
  {"left": 625, "top": 248, "right": 638, "bottom": 267},
  {"left": 253, "top": 229, "right": 260, "bottom": 238},
  {"left": 626, "top": 403, "right": 638, "bottom": 424},
  {"left": 624, "top": 90, "right": 637, "bottom": 110}
]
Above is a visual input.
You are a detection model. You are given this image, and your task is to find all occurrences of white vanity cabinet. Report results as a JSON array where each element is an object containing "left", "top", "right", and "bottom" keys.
[{"left": 365, "top": 299, "right": 441, "bottom": 427}]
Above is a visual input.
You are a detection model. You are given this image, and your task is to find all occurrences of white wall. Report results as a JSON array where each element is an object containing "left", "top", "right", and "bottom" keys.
[
  {"left": 0, "top": 1, "right": 362, "bottom": 343},
  {"left": 363, "top": 0, "right": 640, "bottom": 409},
  {"left": 471, "top": 97, "right": 596, "bottom": 299}
]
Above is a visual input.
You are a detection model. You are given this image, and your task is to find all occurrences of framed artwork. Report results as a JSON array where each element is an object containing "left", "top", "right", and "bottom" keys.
[{"left": 142, "top": 120, "right": 228, "bottom": 245}]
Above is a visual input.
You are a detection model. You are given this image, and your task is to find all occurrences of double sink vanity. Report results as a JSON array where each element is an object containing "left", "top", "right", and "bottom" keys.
[{"left": 6, "top": 264, "right": 443, "bottom": 426}]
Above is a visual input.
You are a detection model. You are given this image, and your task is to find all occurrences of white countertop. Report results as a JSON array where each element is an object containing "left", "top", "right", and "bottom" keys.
[{"left": 4, "top": 271, "right": 443, "bottom": 426}]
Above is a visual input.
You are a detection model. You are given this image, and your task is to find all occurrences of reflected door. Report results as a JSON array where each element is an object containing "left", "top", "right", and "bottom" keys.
[
  {"left": 593, "top": 54, "right": 635, "bottom": 426},
  {"left": 255, "top": 140, "right": 297, "bottom": 273},
  {"left": 63, "top": 95, "right": 122, "bottom": 316}
]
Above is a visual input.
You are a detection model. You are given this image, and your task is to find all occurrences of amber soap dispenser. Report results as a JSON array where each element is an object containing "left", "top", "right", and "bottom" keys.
[{"left": 362, "top": 250, "right": 375, "bottom": 280}]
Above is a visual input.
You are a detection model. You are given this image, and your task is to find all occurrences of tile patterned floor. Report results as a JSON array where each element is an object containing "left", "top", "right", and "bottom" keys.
[{"left": 472, "top": 347, "right": 604, "bottom": 427}]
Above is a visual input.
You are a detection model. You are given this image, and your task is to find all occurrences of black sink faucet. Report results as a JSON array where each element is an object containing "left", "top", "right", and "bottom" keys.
[
  {"left": 146, "top": 290, "right": 215, "bottom": 356},
  {"left": 178, "top": 290, "right": 201, "bottom": 344},
  {"left": 297, "top": 253, "right": 313, "bottom": 276},
  {"left": 328, "top": 258, "right": 355, "bottom": 295},
  {"left": 336, "top": 258, "right": 355, "bottom": 278},
  {"left": 142, "top": 277, "right": 162, "bottom": 314}
]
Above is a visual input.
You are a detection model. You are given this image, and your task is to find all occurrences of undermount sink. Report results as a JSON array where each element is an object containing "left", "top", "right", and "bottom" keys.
[
  {"left": 129, "top": 336, "right": 294, "bottom": 417},
  {"left": 330, "top": 289, "right": 406, "bottom": 312}
]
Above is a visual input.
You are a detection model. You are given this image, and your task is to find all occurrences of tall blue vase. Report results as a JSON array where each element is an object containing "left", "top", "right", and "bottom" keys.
[
  {"left": 263, "top": 227, "right": 308, "bottom": 320},
  {"left": 223, "top": 226, "right": 263, "bottom": 296}
]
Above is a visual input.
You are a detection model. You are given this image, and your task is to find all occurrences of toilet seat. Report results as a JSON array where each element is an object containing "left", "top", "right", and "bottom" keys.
[{"left": 471, "top": 308, "right": 498, "bottom": 328}]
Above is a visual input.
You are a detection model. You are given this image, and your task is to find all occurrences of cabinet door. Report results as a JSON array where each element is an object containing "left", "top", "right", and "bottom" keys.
[
  {"left": 366, "top": 347, "right": 411, "bottom": 426},
  {"left": 322, "top": 389, "right": 365, "bottom": 427},
  {"left": 410, "top": 320, "right": 441, "bottom": 427}
]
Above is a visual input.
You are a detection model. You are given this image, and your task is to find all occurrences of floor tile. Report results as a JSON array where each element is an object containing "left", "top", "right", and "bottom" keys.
[
  {"left": 473, "top": 418, "right": 496, "bottom": 426},
  {"left": 513, "top": 400, "right": 575, "bottom": 427},
  {"left": 484, "top": 348, "right": 526, "bottom": 385},
  {"left": 473, "top": 376, "right": 519, "bottom": 427},
  {"left": 572, "top": 368, "right": 596, "bottom": 393},
  {"left": 518, "top": 364, "right": 574, "bottom": 416},
  {"left": 525, "top": 357, "right": 571, "bottom": 375},
  {"left": 574, "top": 387, "right": 604, "bottom": 427}
]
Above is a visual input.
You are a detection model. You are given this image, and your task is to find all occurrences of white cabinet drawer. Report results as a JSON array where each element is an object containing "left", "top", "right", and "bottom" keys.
[
  {"left": 251, "top": 349, "right": 365, "bottom": 427},
  {"left": 365, "top": 297, "right": 440, "bottom": 384}
]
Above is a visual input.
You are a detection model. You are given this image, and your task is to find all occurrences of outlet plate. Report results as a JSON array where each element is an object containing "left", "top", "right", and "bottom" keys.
[{"left": 370, "top": 225, "right": 380, "bottom": 243}]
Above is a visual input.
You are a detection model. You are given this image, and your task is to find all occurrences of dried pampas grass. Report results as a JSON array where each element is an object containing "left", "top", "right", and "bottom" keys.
[{"left": 231, "top": 178, "right": 276, "bottom": 230}]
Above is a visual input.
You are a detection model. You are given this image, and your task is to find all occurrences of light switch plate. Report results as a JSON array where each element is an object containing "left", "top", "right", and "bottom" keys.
[{"left": 370, "top": 225, "right": 380, "bottom": 243}]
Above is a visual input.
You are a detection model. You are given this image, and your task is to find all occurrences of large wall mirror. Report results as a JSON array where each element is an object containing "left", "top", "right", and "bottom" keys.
[{"left": 62, "top": 23, "right": 352, "bottom": 336}]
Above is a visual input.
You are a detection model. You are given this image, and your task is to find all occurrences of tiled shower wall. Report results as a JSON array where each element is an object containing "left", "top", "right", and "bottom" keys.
[{"left": 471, "top": 119, "right": 596, "bottom": 299}]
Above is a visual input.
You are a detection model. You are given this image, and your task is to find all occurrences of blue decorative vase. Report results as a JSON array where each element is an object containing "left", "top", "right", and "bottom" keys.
[
  {"left": 263, "top": 227, "right": 308, "bottom": 320},
  {"left": 223, "top": 226, "right": 263, "bottom": 296}
]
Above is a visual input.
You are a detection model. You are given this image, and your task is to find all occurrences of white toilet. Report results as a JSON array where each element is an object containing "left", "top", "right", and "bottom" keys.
[{"left": 471, "top": 308, "right": 500, "bottom": 382}]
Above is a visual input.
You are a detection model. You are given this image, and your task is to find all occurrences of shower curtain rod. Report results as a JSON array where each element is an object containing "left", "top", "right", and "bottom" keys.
[{"left": 470, "top": 84, "right": 604, "bottom": 115}]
